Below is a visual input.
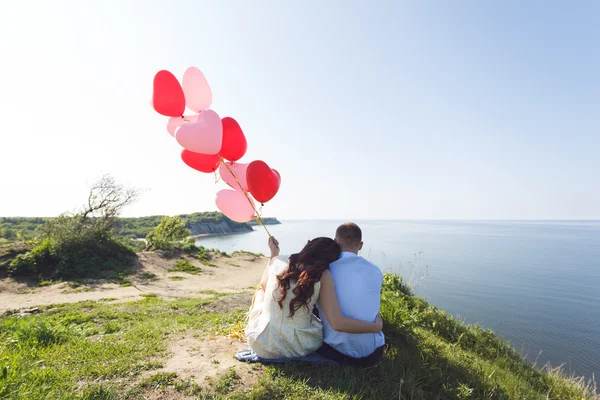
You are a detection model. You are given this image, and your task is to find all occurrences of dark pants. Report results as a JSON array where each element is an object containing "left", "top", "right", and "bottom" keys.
[
  {"left": 316, "top": 342, "right": 384, "bottom": 367},
  {"left": 312, "top": 306, "right": 384, "bottom": 367}
]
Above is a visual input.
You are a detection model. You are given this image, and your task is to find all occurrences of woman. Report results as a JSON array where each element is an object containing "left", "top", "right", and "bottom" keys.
[{"left": 245, "top": 236, "right": 383, "bottom": 359}]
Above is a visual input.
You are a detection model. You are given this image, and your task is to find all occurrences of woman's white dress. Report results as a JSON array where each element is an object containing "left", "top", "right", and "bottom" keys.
[{"left": 245, "top": 257, "right": 323, "bottom": 359}]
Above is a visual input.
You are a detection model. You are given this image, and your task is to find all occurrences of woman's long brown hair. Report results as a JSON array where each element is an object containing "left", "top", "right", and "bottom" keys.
[{"left": 276, "top": 237, "right": 341, "bottom": 317}]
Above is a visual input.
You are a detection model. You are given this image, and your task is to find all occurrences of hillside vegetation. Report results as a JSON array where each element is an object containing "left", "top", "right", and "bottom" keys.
[
  {"left": 1, "top": 212, "right": 254, "bottom": 244},
  {"left": 0, "top": 272, "right": 596, "bottom": 399}
]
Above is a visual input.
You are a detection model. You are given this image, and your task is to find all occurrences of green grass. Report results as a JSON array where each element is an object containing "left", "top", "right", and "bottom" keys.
[
  {"left": 232, "top": 250, "right": 263, "bottom": 258},
  {"left": 168, "top": 276, "right": 186, "bottom": 281},
  {"left": 139, "top": 272, "right": 157, "bottom": 280},
  {"left": 61, "top": 287, "right": 94, "bottom": 294},
  {"left": 228, "top": 263, "right": 241, "bottom": 268},
  {"left": 0, "top": 274, "right": 596, "bottom": 400},
  {"left": 235, "top": 274, "right": 597, "bottom": 400},
  {"left": 167, "top": 260, "right": 202, "bottom": 275},
  {"left": 211, "top": 367, "right": 241, "bottom": 394},
  {"left": 201, "top": 260, "right": 218, "bottom": 267},
  {"left": 0, "top": 294, "right": 246, "bottom": 399},
  {"left": 106, "top": 269, "right": 136, "bottom": 287}
]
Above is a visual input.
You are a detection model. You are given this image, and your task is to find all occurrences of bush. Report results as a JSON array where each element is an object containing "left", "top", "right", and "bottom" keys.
[
  {"left": 6, "top": 232, "right": 134, "bottom": 280},
  {"left": 168, "top": 260, "right": 202, "bottom": 275},
  {"left": 4, "top": 176, "right": 138, "bottom": 280},
  {"left": 145, "top": 217, "right": 191, "bottom": 251}
]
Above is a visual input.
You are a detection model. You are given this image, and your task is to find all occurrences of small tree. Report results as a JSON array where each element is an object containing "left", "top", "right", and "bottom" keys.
[
  {"left": 145, "top": 217, "right": 191, "bottom": 251},
  {"left": 82, "top": 175, "right": 139, "bottom": 231},
  {"left": 7, "top": 175, "right": 140, "bottom": 279}
]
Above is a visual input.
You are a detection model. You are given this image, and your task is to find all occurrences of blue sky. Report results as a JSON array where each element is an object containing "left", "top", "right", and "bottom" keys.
[{"left": 0, "top": 1, "right": 598, "bottom": 219}]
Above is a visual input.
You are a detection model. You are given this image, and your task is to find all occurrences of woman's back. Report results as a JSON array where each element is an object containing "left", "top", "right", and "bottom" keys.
[{"left": 245, "top": 257, "right": 323, "bottom": 359}]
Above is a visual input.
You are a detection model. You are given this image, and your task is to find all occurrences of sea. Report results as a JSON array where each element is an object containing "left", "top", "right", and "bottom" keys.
[{"left": 197, "top": 220, "right": 600, "bottom": 382}]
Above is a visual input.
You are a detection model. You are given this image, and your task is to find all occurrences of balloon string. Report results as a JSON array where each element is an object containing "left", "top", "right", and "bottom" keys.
[{"left": 217, "top": 155, "right": 272, "bottom": 237}]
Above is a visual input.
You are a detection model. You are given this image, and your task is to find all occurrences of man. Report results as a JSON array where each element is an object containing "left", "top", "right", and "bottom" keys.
[{"left": 316, "top": 222, "right": 385, "bottom": 366}]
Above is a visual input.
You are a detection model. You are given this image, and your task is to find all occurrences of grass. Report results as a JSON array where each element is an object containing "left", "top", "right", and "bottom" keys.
[
  {"left": 0, "top": 273, "right": 596, "bottom": 400},
  {"left": 201, "top": 260, "right": 218, "bottom": 267},
  {"left": 61, "top": 287, "right": 95, "bottom": 294},
  {"left": 106, "top": 269, "right": 136, "bottom": 287},
  {"left": 0, "top": 293, "right": 246, "bottom": 399},
  {"left": 232, "top": 250, "right": 263, "bottom": 258},
  {"left": 138, "top": 272, "right": 157, "bottom": 280},
  {"left": 211, "top": 367, "right": 241, "bottom": 394},
  {"left": 167, "top": 259, "right": 202, "bottom": 275},
  {"left": 234, "top": 274, "right": 597, "bottom": 400},
  {"left": 228, "top": 262, "right": 241, "bottom": 268},
  {"left": 168, "top": 275, "right": 186, "bottom": 281}
]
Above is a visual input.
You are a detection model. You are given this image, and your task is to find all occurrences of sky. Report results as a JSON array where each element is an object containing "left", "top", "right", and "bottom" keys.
[{"left": 0, "top": 1, "right": 598, "bottom": 220}]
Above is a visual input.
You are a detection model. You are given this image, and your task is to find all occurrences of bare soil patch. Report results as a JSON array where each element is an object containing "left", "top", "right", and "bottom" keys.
[{"left": 0, "top": 252, "right": 266, "bottom": 313}]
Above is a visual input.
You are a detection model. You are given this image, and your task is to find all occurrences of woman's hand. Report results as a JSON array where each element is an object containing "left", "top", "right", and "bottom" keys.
[
  {"left": 268, "top": 236, "right": 280, "bottom": 259},
  {"left": 375, "top": 314, "right": 383, "bottom": 331},
  {"left": 319, "top": 271, "right": 384, "bottom": 334}
]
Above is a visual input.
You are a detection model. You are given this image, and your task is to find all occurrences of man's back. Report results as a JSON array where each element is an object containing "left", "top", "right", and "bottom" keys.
[{"left": 317, "top": 252, "right": 385, "bottom": 358}]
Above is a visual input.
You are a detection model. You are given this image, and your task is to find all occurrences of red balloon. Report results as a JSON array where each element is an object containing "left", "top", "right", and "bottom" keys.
[
  {"left": 246, "top": 161, "right": 281, "bottom": 203},
  {"left": 220, "top": 117, "right": 247, "bottom": 161},
  {"left": 153, "top": 70, "right": 185, "bottom": 117},
  {"left": 181, "top": 150, "right": 220, "bottom": 173}
]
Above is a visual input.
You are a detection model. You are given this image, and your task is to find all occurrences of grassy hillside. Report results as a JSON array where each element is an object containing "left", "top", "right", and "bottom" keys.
[
  {"left": 117, "top": 212, "right": 252, "bottom": 238},
  {"left": 248, "top": 217, "right": 281, "bottom": 226},
  {"left": 0, "top": 212, "right": 256, "bottom": 243},
  {"left": 0, "top": 272, "right": 595, "bottom": 399}
]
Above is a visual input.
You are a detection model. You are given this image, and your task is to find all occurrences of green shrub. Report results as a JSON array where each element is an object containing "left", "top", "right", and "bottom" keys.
[
  {"left": 6, "top": 232, "right": 134, "bottom": 280},
  {"left": 168, "top": 260, "right": 202, "bottom": 275},
  {"left": 145, "top": 217, "right": 190, "bottom": 251},
  {"left": 4, "top": 176, "right": 139, "bottom": 280}
]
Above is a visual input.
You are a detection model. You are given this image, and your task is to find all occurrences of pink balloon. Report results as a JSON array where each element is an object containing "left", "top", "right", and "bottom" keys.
[
  {"left": 183, "top": 67, "right": 212, "bottom": 113},
  {"left": 219, "top": 162, "right": 249, "bottom": 192},
  {"left": 166, "top": 114, "right": 198, "bottom": 137},
  {"left": 215, "top": 189, "right": 255, "bottom": 223},
  {"left": 175, "top": 109, "right": 223, "bottom": 154}
]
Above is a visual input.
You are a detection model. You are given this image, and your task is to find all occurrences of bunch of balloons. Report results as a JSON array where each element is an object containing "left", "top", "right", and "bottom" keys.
[{"left": 152, "top": 67, "right": 281, "bottom": 233}]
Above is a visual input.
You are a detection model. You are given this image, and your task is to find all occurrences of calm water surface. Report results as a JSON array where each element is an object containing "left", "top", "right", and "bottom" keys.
[{"left": 197, "top": 220, "right": 600, "bottom": 381}]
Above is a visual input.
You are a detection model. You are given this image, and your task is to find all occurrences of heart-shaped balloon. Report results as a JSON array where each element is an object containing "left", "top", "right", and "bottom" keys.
[
  {"left": 167, "top": 114, "right": 198, "bottom": 137},
  {"left": 246, "top": 160, "right": 281, "bottom": 203},
  {"left": 219, "top": 162, "right": 249, "bottom": 192},
  {"left": 182, "top": 67, "right": 212, "bottom": 113},
  {"left": 152, "top": 70, "right": 185, "bottom": 117},
  {"left": 175, "top": 109, "right": 223, "bottom": 155},
  {"left": 215, "top": 189, "right": 255, "bottom": 223},
  {"left": 273, "top": 169, "right": 281, "bottom": 184},
  {"left": 181, "top": 150, "right": 221, "bottom": 173},
  {"left": 220, "top": 117, "right": 247, "bottom": 161}
]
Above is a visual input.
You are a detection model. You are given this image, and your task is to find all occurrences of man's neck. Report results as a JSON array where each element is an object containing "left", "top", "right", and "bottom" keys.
[{"left": 340, "top": 248, "right": 358, "bottom": 255}]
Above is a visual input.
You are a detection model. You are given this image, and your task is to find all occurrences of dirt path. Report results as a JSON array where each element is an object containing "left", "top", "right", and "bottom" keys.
[{"left": 0, "top": 251, "right": 267, "bottom": 313}]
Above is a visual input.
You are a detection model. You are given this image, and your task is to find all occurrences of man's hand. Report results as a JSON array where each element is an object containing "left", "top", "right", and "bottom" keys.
[
  {"left": 268, "top": 236, "right": 280, "bottom": 259},
  {"left": 375, "top": 314, "right": 384, "bottom": 331}
]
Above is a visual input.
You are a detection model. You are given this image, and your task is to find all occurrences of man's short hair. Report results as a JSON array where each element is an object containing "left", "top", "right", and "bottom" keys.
[{"left": 335, "top": 222, "right": 362, "bottom": 248}]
